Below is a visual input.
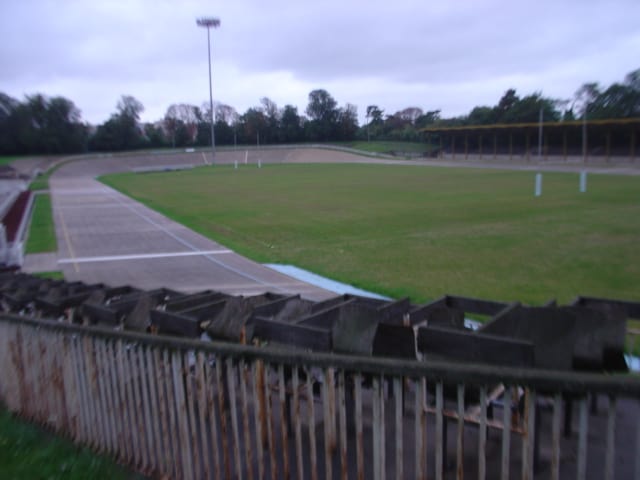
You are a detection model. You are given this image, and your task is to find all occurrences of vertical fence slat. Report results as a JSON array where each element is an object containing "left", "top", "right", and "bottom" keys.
[
  {"left": 28, "top": 327, "right": 40, "bottom": 422},
  {"left": 436, "top": 381, "right": 444, "bottom": 480},
  {"left": 292, "top": 365, "right": 304, "bottom": 480},
  {"left": 305, "top": 367, "right": 318, "bottom": 480},
  {"left": 253, "top": 360, "right": 265, "bottom": 480},
  {"left": 61, "top": 333, "right": 80, "bottom": 443},
  {"left": 354, "top": 372, "right": 364, "bottom": 480},
  {"left": 416, "top": 378, "right": 427, "bottom": 480},
  {"left": 87, "top": 336, "right": 104, "bottom": 452},
  {"left": 26, "top": 328, "right": 37, "bottom": 421},
  {"left": 501, "top": 387, "right": 512, "bottom": 480},
  {"left": 373, "top": 375, "right": 381, "bottom": 480},
  {"left": 185, "top": 351, "right": 202, "bottom": 480},
  {"left": 605, "top": 396, "right": 617, "bottom": 480},
  {"left": 37, "top": 331, "right": 50, "bottom": 425},
  {"left": 551, "top": 393, "right": 563, "bottom": 480},
  {"left": 49, "top": 332, "right": 64, "bottom": 431},
  {"left": 154, "top": 347, "right": 173, "bottom": 477},
  {"left": 101, "top": 340, "right": 118, "bottom": 457},
  {"left": 102, "top": 340, "right": 117, "bottom": 461},
  {"left": 239, "top": 359, "right": 254, "bottom": 480},
  {"left": 204, "top": 354, "right": 222, "bottom": 479},
  {"left": 327, "top": 368, "right": 337, "bottom": 454},
  {"left": 39, "top": 333, "right": 52, "bottom": 425},
  {"left": 577, "top": 395, "right": 589, "bottom": 480},
  {"left": 35, "top": 333, "right": 48, "bottom": 425},
  {"left": 195, "top": 352, "right": 212, "bottom": 480},
  {"left": 164, "top": 348, "right": 182, "bottom": 479},
  {"left": 133, "top": 344, "right": 150, "bottom": 472},
  {"left": 144, "top": 346, "right": 162, "bottom": 477},
  {"left": 125, "top": 343, "right": 143, "bottom": 468},
  {"left": 173, "top": 350, "right": 194, "bottom": 480},
  {"left": 129, "top": 343, "right": 147, "bottom": 469},
  {"left": 479, "top": 386, "right": 487, "bottom": 480},
  {"left": 139, "top": 346, "right": 157, "bottom": 474},
  {"left": 0, "top": 323, "right": 12, "bottom": 407},
  {"left": 120, "top": 340, "right": 138, "bottom": 466},
  {"left": 71, "top": 335, "right": 90, "bottom": 446},
  {"left": 21, "top": 326, "right": 34, "bottom": 421},
  {"left": 456, "top": 384, "right": 465, "bottom": 480},
  {"left": 27, "top": 327, "right": 38, "bottom": 422},
  {"left": 217, "top": 356, "right": 232, "bottom": 479},
  {"left": 264, "top": 363, "right": 277, "bottom": 480},
  {"left": 337, "top": 370, "right": 348, "bottom": 480},
  {"left": 122, "top": 343, "right": 143, "bottom": 468},
  {"left": 521, "top": 389, "right": 536, "bottom": 480},
  {"left": 278, "top": 364, "right": 290, "bottom": 480},
  {"left": 394, "top": 377, "right": 403, "bottom": 480},
  {"left": 20, "top": 326, "right": 32, "bottom": 421},
  {"left": 324, "top": 368, "right": 335, "bottom": 480},
  {"left": 51, "top": 332, "right": 65, "bottom": 430},
  {"left": 112, "top": 339, "right": 130, "bottom": 462},
  {"left": 94, "top": 339, "right": 113, "bottom": 456},
  {"left": 226, "top": 358, "right": 243, "bottom": 480},
  {"left": 380, "top": 375, "right": 386, "bottom": 480},
  {"left": 95, "top": 337, "right": 112, "bottom": 455}
]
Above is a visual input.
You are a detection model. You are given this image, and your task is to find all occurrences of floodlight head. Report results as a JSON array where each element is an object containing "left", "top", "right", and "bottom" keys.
[{"left": 197, "top": 17, "right": 221, "bottom": 28}]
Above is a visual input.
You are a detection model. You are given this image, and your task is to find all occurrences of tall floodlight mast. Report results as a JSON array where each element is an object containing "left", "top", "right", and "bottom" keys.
[{"left": 196, "top": 17, "right": 221, "bottom": 164}]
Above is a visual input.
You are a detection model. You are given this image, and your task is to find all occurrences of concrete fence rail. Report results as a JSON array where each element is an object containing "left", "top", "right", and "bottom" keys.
[{"left": 1, "top": 314, "right": 639, "bottom": 480}]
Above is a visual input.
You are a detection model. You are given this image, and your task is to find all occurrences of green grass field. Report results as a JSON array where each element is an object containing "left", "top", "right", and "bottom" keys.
[
  {"left": 335, "top": 141, "right": 434, "bottom": 155},
  {"left": 0, "top": 406, "right": 142, "bottom": 479},
  {"left": 26, "top": 194, "right": 57, "bottom": 254},
  {"left": 101, "top": 163, "right": 640, "bottom": 305}
]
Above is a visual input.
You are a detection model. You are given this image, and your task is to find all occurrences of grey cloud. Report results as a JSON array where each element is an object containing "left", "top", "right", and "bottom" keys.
[{"left": 1, "top": 0, "right": 638, "bottom": 124}]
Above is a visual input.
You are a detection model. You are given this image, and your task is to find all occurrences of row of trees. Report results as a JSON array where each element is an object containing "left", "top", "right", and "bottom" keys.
[
  {"left": 1, "top": 69, "right": 638, "bottom": 155},
  {"left": 0, "top": 93, "right": 88, "bottom": 154}
]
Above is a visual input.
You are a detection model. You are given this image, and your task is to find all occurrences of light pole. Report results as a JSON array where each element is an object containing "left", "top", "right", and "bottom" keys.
[
  {"left": 537, "top": 107, "right": 543, "bottom": 160},
  {"left": 196, "top": 17, "right": 220, "bottom": 164}
]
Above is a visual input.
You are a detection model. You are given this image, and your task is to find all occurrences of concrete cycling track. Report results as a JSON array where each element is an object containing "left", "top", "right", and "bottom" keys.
[{"left": 31, "top": 147, "right": 640, "bottom": 300}]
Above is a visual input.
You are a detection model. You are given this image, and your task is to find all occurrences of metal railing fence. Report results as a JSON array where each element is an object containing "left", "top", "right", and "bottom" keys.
[{"left": 1, "top": 313, "right": 639, "bottom": 480}]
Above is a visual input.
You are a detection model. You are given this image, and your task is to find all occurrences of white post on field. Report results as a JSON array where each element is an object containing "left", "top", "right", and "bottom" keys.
[
  {"left": 580, "top": 171, "right": 587, "bottom": 193},
  {"left": 535, "top": 173, "right": 542, "bottom": 197},
  {"left": 258, "top": 159, "right": 262, "bottom": 168},
  {"left": 245, "top": 150, "right": 248, "bottom": 164},
  {"left": 234, "top": 160, "right": 238, "bottom": 169}
]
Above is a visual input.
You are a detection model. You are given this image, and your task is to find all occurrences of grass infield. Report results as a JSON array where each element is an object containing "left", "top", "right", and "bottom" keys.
[{"left": 101, "top": 163, "right": 640, "bottom": 305}]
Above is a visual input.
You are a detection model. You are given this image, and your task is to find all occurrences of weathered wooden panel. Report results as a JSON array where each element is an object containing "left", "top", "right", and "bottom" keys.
[{"left": 418, "top": 326, "right": 534, "bottom": 367}]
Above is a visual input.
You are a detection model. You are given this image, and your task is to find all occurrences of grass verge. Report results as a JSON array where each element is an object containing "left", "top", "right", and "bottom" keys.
[
  {"left": 29, "top": 171, "right": 52, "bottom": 191},
  {"left": 25, "top": 194, "right": 57, "bottom": 254},
  {"left": 33, "top": 271, "right": 65, "bottom": 280},
  {"left": 100, "top": 163, "right": 640, "bottom": 305},
  {"left": 0, "top": 406, "right": 142, "bottom": 479}
]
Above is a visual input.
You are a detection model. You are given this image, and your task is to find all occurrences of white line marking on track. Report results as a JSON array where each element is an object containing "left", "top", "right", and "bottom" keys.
[
  {"left": 58, "top": 250, "right": 232, "bottom": 264},
  {"left": 103, "top": 189, "right": 288, "bottom": 292},
  {"left": 58, "top": 203, "right": 124, "bottom": 209}
]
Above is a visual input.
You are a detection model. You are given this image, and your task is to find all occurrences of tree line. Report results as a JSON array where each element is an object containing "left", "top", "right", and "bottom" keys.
[{"left": 0, "top": 68, "right": 637, "bottom": 155}]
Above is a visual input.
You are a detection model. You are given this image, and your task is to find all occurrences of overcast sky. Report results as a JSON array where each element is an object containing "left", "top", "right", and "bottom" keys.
[{"left": 1, "top": 0, "right": 639, "bottom": 125}]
